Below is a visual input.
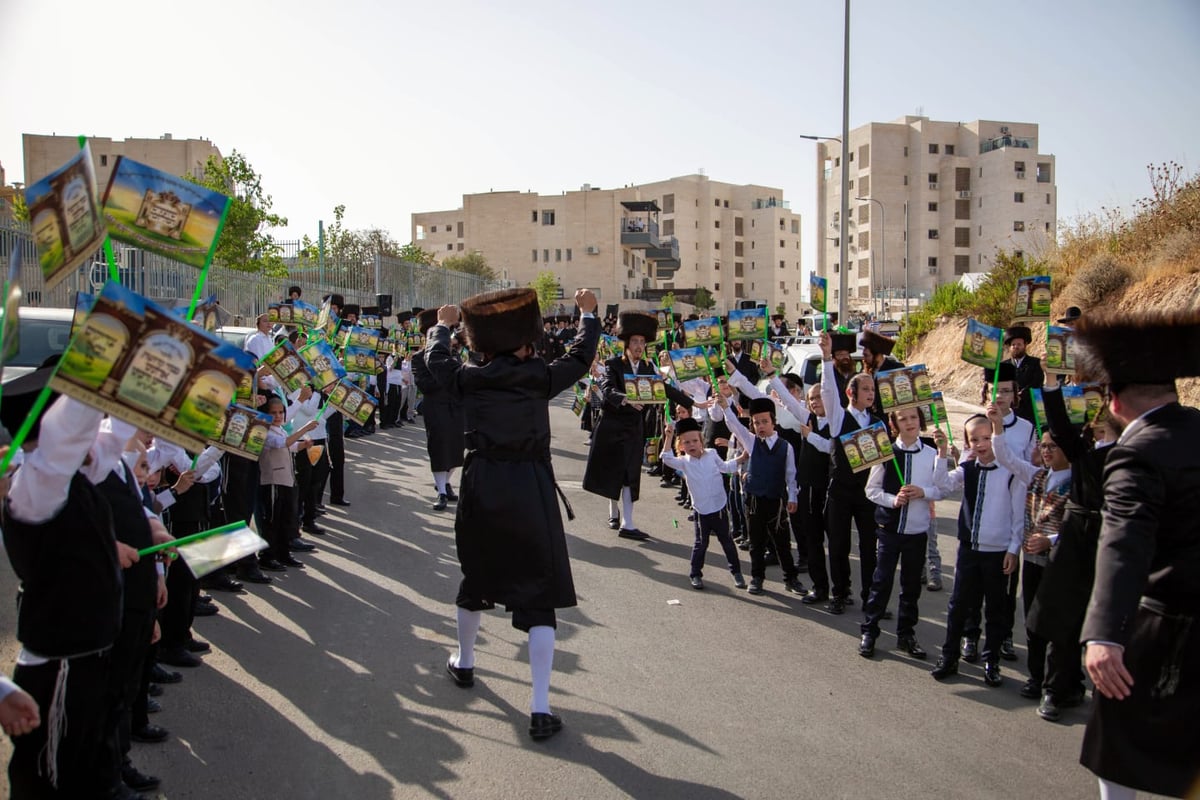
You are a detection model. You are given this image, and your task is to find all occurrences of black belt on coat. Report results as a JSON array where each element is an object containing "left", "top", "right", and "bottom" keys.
[{"left": 465, "top": 448, "right": 575, "bottom": 521}]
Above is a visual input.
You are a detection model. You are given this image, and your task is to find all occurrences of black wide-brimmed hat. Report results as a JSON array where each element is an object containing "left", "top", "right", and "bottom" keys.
[
  {"left": 417, "top": 308, "right": 441, "bottom": 334},
  {"left": 673, "top": 417, "right": 702, "bottom": 436},
  {"left": 325, "top": 294, "right": 345, "bottom": 308},
  {"left": 860, "top": 330, "right": 896, "bottom": 356},
  {"left": 342, "top": 304, "right": 361, "bottom": 318},
  {"left": 1005, "top": 325, "right": 1033, "bottom": 344},
  {"left": 460, "top": 288, "right": 543, "bottom": 355},
  {"left": 982, "top": 361, "right": 1018, "bottom": 384},
  {"left": 1074, "top": 306, "right": 1200, "bottom": 386},
  {"left": 748, "top": 397, "right": 776, "bottom": 418},
  {"left": 830, "top": 333, "right": 857, "bottom": 354},
  {"left": 616, "top": 311, "right": 657, "bottom": 342}
]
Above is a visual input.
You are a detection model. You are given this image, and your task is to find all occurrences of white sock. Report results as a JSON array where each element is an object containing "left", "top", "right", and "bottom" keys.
[
  {"left": 528, "top": 625, "right": 555, "bottom": 714},
  {"left": 609, "top": 499, "right": 619, "bottom": 518},
  {"left": 1097, "top": 779, "right": 1136, "bottom": 800},
  {"left": 454, "top": 608, "right": 482, "bottom": 669},
  {"left": 433, "top": 471, "right": 448, "bottom": 494},
  {"left": 621, "top": 486, "right": 635, "bottom": 529},
  {"left": 446, "top": 469, "right": 456, "bottom": 488}
]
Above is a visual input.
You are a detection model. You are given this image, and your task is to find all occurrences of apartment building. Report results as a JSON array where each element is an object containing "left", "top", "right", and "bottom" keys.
[
  {"left": 23, "top": 133, "right": 222, "bottom": 192},
  {"left": 412, "top": 174, "right": 804, "bottom": 314},
  {"left": 814, "top": 116, "right": 1056, "bottom": 314}
]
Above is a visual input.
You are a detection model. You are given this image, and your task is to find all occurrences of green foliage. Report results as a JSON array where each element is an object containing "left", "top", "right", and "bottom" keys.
[
  {"left": 893, "top": 282, "right": 971, "bottom": 360},
  {"left": 776, "top": 302, "right": 786, "bottom": 315},
  {"left": 442, "top": 251, "right": 496, "bottom": 280},
  {"left": 692, "top": 286, "right": 715, "bottom": 312},
  {"left": 530, "top": 271, "right": 560, "bottom": 312},
  {"left": 960, "top": 250, "right": 1051, "bottom": 327},
  {"left": 9, "top": 194, "right": 29, "bottom": 222},
  {"left": 398, "top": 243, "right": 436, "bottom": 265},
  {"left": 185, "top": 150, "right": 288, "bottom": 277},
  {"left": 659, "top": 291, "right": 676, "bottom": 309}
]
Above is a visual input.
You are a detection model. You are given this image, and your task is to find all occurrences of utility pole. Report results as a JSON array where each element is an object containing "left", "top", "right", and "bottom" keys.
[{"left": 839, "top": 0, "right": 851, "bottom": 325}]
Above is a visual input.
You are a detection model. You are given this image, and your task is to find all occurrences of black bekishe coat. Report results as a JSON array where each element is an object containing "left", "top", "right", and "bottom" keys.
[
  {"left": 411, "top": 349, "right": 465, "bottom": 472},
  {"left": 424, "top": 318, "right": 598, "bottom": 609}
]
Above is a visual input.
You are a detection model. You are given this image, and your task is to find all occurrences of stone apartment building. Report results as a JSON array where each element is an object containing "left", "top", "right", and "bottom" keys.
[
  {"left": 23, "top": 133, "right": 222, "bottom": 194},
  {"left": 412, "top": 174, "right": 804, "bottom": 314},
  {"left": 815, "top": 116, "right": 1056, "bottom": 315}
]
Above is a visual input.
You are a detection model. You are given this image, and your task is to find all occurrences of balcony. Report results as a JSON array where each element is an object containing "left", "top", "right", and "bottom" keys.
[
  {"left": 980, "top": 134, "right": 1033, "bottom": 154},
  {"left": 653, "top": 259, "right": 681, "bottom": 279},
  {"left": 620, "top": 200, "right": 661, "bottom": 249},
  {"left": 645, "top": 237, "right": 680, "bottom": 263},
  {"left": 752, "top": 198, "right": 790, "bottom": 210}
]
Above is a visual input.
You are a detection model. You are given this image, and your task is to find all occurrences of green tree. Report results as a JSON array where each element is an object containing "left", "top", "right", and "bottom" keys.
[
  {"left": 692, "top": 286, "right": 715, "bottom": 312},
  {"left": 185, "top": 150, "right": 288, "bottom": 276},
  {"left": 442, "top": 251, "right": 496, "bottom": 280},
  {"left": 660, "top": 291, "right": 676, "bottom": 309},
  {"left": 398, "top": 242, "right": 436, "bottom": 265},
  {"left": 776, "top": 302, "right": 787, "bottom": 315},
  {"left": 530, "top": 271, "right": 560, "bottom": 312}
]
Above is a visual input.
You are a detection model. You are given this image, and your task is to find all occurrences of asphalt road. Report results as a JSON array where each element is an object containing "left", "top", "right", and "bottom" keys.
[{"left": 0, "top": 396, "right": 1142, "bottom": 799}]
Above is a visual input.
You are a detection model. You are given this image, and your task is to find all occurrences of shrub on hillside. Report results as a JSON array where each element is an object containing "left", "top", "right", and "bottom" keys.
[
  {"left": 1065, "top": 255, "right": 1132, "bottom": 309},
  {"left": 895, "top": 282, "right": 970, "bottom": 359}
]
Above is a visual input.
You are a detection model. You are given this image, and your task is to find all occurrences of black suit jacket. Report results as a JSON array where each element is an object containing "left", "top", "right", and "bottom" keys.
[
  {"left": 1005, "top": 355, "right": 1045, "bottom": 424},
  {"left": 1080, "top": 403, "right": 1200, "bottom": 645},
  {"left": 727, "top": 351, "right": 760, "bottom": 408}
]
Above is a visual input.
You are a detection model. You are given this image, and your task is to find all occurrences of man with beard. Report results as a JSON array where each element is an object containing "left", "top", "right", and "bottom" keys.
[
  {"left": 583, "top": 311, "right": 692, "bottom": 541},
  {"left": 860, "top": 330, "right": 903, "bottom": 418},
  {"left": 827, "top": 332, "right": 858, "bottom": 409}
]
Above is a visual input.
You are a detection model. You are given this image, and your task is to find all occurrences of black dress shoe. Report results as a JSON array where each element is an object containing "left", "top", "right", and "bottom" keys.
[
  {"left": 897, "top": 636, "right": 927, "bottom": 659},
  {"left": 259, "top": 557, "right": 287, "bottom": 572},
  {"left": 131, "top": 723, "right": 169, "bottom": 744},
  {"left": 281, "top": 555, "right": 306, "bottom": 569},
  {"left": 607, "top": 516, "right": 620, "bottom": 530},
  {"left": 433, "top": 493, "right": 448, "bottom": 511},
  {"left": 983, "top": 663, "right": 1003, "bottom": 687},
  {"left": 237, "top": 566, "right": 273, "bottom": 584},
  {"left": 1000, "top": 638, "right": 1019, "bottom": 661},
  {"left": 192, "top": 601, "right": 218, "bottom": 617},
  {"left": 747, "top": 578, "right": 764, "bottom": 595},
  {"left": 618, "top": 528, "right": 649, "bottom": 541},
  {"left": 881, "top": 609, "right": 894, "bottom": 621},
  {"left": 801, "top": 591, "right": 829, "bottom": 605},
  {"left": 122, "top": 764, "right": 161, "bottom": 792},
  {"left": 186, "top": 638, "right": 211, "bottom": 654},
  {"left": 444, "top": 486, "right": 459, "bottom": 502},
  {"left": 150, "top": 665, "right": 182, "bottom": 685},
  {"left": 315, "top": 503, "right": 328, "bottom": 512},
  {"left": 289, "top": 538, "right": 316, "bottom": 552},
  {"left": 159, "top": 647, "right": 202, "bottom": 668},
  {"left": 1037, "top": 693, "right": 1062, "bottom": 721},
  {"left": 146, "top": 697, "right": 162, "bottom": 714},
  {"left": 330, "top": 499, "right": 351, "bottom": 507},
  {"left": 201, "top": 573, "right": 244, "bottom": 593},
  {"left": 930, "top": 657, "right": 959, "bottom": 681},
  {"left": 859, "top": 634, "right": 876, "bottom": 658},
  {"left": 784, "top": 579, "right": 807, "bottom": 596},
  {"left": 529, "top": 712, "right": 563, "bottom": 741},
  {"left": 301, "top": 523, "right": 326, "bottom": 536},
  {"left": 446, "top": 657, "right": 474, "bottom": 688},
  {"left": 961, "top": 638, "right": 980, "bottom": 663},
  {"left": 197, "top": 593, "right": 214, "bottom": 604},
  {"left": 825, "top": 597, "right": 846, "bottom": 615},
  {"left": 1019, "top": 679, "right": 1042, "bottom": 699},
  {"left": 148, "top": 683, "right": 163, "bottom": 697}
]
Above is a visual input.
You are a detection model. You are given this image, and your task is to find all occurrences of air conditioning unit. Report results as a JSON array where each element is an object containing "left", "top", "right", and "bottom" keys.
[
  {"left": 1015, "top": 171, "right": 1026, "bottom": 180},
  {"left": 929, "top": 182, "right": 939, "bottom": 190},
  {"left": 586, "top": 246, "right": 600, "bottom": 255},
  {"left": 957, "top": 190, "right": 971, "bottom": 199},
  {"left": 928, "top": 266, "right": 938, "bottom": 275}
]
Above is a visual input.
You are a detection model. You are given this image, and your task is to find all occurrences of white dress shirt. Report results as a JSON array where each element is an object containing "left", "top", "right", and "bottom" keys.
[
  {"left": 661, "top": 449, "right": 741, "bottom": 515},
  {"left": 721, "top": 414, "right": 798, "bottom": 504},
  {"left": 865, "top": 439, "right": 947, "bottom": 534},
  {"left": 940, "top": 457, "right": 1026, "bottom": 554}
]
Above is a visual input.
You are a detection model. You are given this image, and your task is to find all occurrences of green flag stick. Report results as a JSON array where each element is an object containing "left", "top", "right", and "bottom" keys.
[
  {"left": 137, "top": 520, "right": 247, "bottom": 558},
  {"left": 185, "top": 199, "right": 232, "bottom": 321},
  {"left": 991, "top": 354, "right": 1002, "bottom": 405},
  {"left": 891, "top": 455, "right": 906, "bottom": 486},
  {"left": 1031, "top": 393, "right": 1043, "bottom": 441}
]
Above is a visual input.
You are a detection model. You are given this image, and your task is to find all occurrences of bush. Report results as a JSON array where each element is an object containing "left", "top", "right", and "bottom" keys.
[
  {"left": 1064, "top": 255, "right": 1132, "bottom": 309},
  {"left": 895, "top": 282, "right": 970, "bottom": 359}
]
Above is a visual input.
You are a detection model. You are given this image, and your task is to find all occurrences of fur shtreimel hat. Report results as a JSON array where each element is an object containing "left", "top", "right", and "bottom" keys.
[
  {"left": 830, "top": 333, "right": 857, "bottom": 354},
  {"left": 460, "top": 288, "right": 542, "bottom": 355},
  {"left": 417, "top": 308, "right": 441, "bottom": 334},
  {"left": 860, "top": 330, "right": 896, "bottom": 356},
  {"left": 673, "top": 417, "right": 702, "bottom": 436},
  {"left": 1005, "top": 325, "right": 1033, "bottom": 344},
  {"left": 326, "top": 294, "right": 345, "bottom": 308},
  {"left": 748, "top": 397, "right": 776, "bottom": 418},
  {"left": 1074, "top": 306, "right": 1200, "bottom": 386},
  {"left": 982, "top": 361, "right": 1018, "bottom": 384},
  {"left": 616, "top": 311, "right": 657, "bottom": 343}
]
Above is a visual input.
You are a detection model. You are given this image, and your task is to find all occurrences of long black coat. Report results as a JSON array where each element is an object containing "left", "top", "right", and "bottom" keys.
[
  {"left": 583, "top": 354, "right": 691, "bottom": 501},
  {"left": 425, "top": 319, "right": 598, "bottom": 609},
  {"left": 411, "top": 350, "right": 465, "bottom": 472},
  {"left": 1079, "top": 402, "right": 1200, "bottom": 797},
  {"left": 1005, "top": 355, "right": 1045, "bottom": 424}
]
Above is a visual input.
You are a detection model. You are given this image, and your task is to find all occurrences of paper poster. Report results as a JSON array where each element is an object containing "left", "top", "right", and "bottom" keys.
[
  {"left": 668, "top": 346, "right": 711, "bottom": 381},
  {"left": 1, "top": 248, "right": 23, "bottom": 365},
  {"left": 72, "top": 291, "right": 96, "bottom": 338},
  {"left": 23, "top": 144, "right": 106, "bottom": 291},
  {"left": 177, "top": 524, "right": 268, "bottom": 580},
  {"left": 292, "top": 299, "right": 319, "bottom": 329},
  {"left": 656, "top": 309, "right": 673, "bottom": 330},
  {"left": 211, "top": 403, "right": 273, "bottom": 460},
  {"left": 683, "top": 316, "right": 723, "bottom": 348},
  {"left": 623, "top": 373, "right": 668, "bottom": 404},
  {"left": 175, "top": 294, "right": 219, "bottom": 331},
  {"left": 599, "top": 334, "right": 624, "bottom": 361},
  {"left": 961, "top": 318, "right": 1004, "bottom": 369},
  {"left": 917, "top": 391, "right": 950, "bottom": 428},
  {"left": 1030, "top": 388, "right": 1048, "bottom": 429},
  {"left": 1061, "top": 385, "right": 1087, "bottom": 425},
  {"left": 101, "top": 156, "right": 230, "bottom": 269},
  {"left": 837, "top": 420, "right": 896, "bottom": 474},
  {"left": 1078, "top": 383, "right": 1106, "bottom": 423},
  {"left": 51, "top": 280, "right": 255, "bottom": 451},
  {"left": 326, "top": 377, "right": 378, "bottom": 426},
  {"left": 1013, "top": 275, "right": 1052, "bottom": 323},
  {"left": 360, "top": 314, "right": 381, "bottom": 329},
  {"left": 1044, "top": 324, "right": 1077, "bottom": 376},
  {"left": 727, "top": 307, "right": 767, "bottom": 342},
  {"left": 297, "top": 339, "right": 346, "bottom": 390},
  {"left": 704, "top": 346, "right": 722, "bottom": 374},
  {"left": 316, "top": 298, "right": 339, "bottom": 341},
  {"left": 343, "top": 344, "right": 379, "bottom": 374},
  {"left": 875, "top": 364, "right": 935, "bottom": 412},
  {"left": 748, "top": 339, "right": 785, "bottom": 370},
  {"left": 343, "top": 325, "right": 380, "bottom": 350},
  {"left": 268, "top": 302, "right": 293, "bottom": 326},
  {"left": 810, "top": 274, "right": 828, "bottom": 313},
  {"left": 258, "top": 340, "right": 314, "bottom": 393}
]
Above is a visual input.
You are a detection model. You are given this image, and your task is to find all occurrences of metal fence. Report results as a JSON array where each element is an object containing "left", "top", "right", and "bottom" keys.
[{"left": 0, "top": 219, "right": 494, "bottom": 324}]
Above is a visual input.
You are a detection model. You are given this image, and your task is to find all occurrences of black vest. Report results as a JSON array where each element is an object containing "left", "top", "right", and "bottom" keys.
[
  {"left": 873, "top": 443, "right": 926, "bottom": 533},
  {"left": 746, "top": 437, "right": 788, "bottom": 499},
  {"left": 797, "top": 412, "right": 831, "bottom": 490},
  {"left": 2, "top": 472, "right": 123, "bottom": 657},
  {"left": 97, "top": 463, "right": 158, "bottom": 611}
]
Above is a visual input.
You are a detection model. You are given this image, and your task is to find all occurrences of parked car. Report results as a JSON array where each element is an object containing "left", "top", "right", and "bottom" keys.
[
  {"left": 3, "top": 307, "right": 76, "bottom": 383},
  {"left": 215, "top": 325, "right": 257, "bottom": 349}
]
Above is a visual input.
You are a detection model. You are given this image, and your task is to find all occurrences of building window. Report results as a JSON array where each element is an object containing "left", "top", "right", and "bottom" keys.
[
  {"left": 431, "top": 225, "right": 437, "bottom": 233},
  {"left": 955, "top": 255, "right": 970, "bottom": 274},
  {"left": 929, "top": 144, "right": 939, "bottom": 154},
  {"left": 1045, "top": 222, "right": 1051, "bottom": 232},
  {"left": 714, "top": 199, "right": 721, "bottom": 207},
  {"left": 544, "top": 249, "right": 550, "bottom": 261},
  {"left": 780, "top": 239, "right": 786, "bottom": 248},
  {"left": 903, "top": 175, "right": 908, "bottom": 186},
  {"left": 566, "top": 248, "right": 572, "bottom": 261},
  {"left": 714, "top": 220, "right": 720, "bottom": 229},
  {"left": 979, "top": 225, "right": 983, "bottom": 236},
  {"left": 1014, "top": 250, "right": 1024, "bottom": 261},
  {"left": 834, "top": 263, "right": 840, "bottom": 273},
  {"left": 858, "top": 259, "right": 869, "bottom": 278},
  {"left": 714, "top": 282, "right": 721, "bottom": 291},
  {"left": 663, "top": 193, "right": 675, "bottom": 214},
  {"left": 928, "top": 202, "right": 938, "bottom": 212},
  {"left": 955, "top": 199, "right": 970, "bottom": 220},
  {"left": 100, "top": 154, "right": 108, "bottom": 166},
  {"left": 457, "top": 243, "right": 464, "bottom": 251},
  {"left": 457, "top": 221, "right": 464, "bottom": 237},
  {"left": 714, "top": 242, "right": 720, "bottom": 250},
  {"left": 735, "top": 241, "right": 744, "bottom": 256},
  {"left": 735, "top": 262, "right": 744, "bottom": 277},
  {"left": 531, "top": 210, "right": 538, "bottom": 223},
  {"left": 903, "top": 146, "right": 908, "bottom": 157},
  {"left": 979, "top": 167, "right": 983, "bottom": 178},
  {"left": 955, "top": 227, "right": 970, "bottom": 247},
  {"left": 834, "top": 157, "right": 840, "bottom": 167},
  {"left": 1014, "top": 192, "right": 1025, "bottom": 203},
  {"left": 858, "top": 231, "right": 869, "bottom": 250},
  {"left": 724, "top": 200, "right": 729, "bottom": 208},
  {"left": 928, "top": 229, "right": 939, "bottom": 239},
  {"left": 663, "top": 219, "right": 674, "bottom": 236},
  {"left": 1037, "top": 162, "right": 1052, "bottom": 183},
  {"left": 831, "top": 238, "right": 839, "bottom": 247},
  {"left": 714, "top": 261, "right": 720, "bottom": 270},
  {"left": 555, "top": 249, "right": 562, "bottom": 262},
  {"left": 781, "top": 260, "right": 787, "bottom": 270},
  {"left": 858, "top": 204, "right": 869, "bottom": 224},
  {"left": 1013, "top": 221, "right": 1025, "bottom": 232},
  {"left": 735, "top": 283, "right": 744, "bottom": 298},
  {"left": 927, "top": 172, "right": 938, "bottom": 184},
  {"left": 791, "top": 219, "right": 799, "bottom": 234},
  {"left": 542, "top": 210, "right": 556, "bottom": 225},
  {"left": 848, "top": 152, "right": 854, "bottom": 162},
  {"left": 945, "top": 144, "right": 955, "bottom": 155},
  {"left": 859, "top": 144, "right": 870, "bottom": 168},
  {"left": 1046, "top": 193, "right": 1052, "bottom": 204},
  {"left": 928, "top": 257, "right": 937, "bottom": 268},
  {"left": 531, "top": 250, "right": 537, "bottom": 263},
  {"left": 447, "top": 243, "right": 453, "bottom": 251}
]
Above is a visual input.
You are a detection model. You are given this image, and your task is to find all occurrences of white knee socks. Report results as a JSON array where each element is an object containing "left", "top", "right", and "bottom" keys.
[
  {"left": 1097, "top": 779, "right": 1136, "bottom": 800},
  {"left": 454, "top": 608, "right": 482, "bottom": 669},
  {"left": 621, "top": 486, "right": 635, "bottom": 529},
  {"left": 528, "top": 625, "right": 555, "bottom": 714},
  {"left": 433, "top": 471, "right": 448, "bottom": 494},
  {"left": 609, "top": 498, "right": 620, "bottom": 518}
]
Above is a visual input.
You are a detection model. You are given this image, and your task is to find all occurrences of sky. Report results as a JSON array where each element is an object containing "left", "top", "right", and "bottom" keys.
[{"left": 2, "top": 0, "right": 1197, "bottom": 285}]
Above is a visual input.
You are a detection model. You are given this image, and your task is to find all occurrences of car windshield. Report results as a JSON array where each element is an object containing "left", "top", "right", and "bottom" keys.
[{"left": 11, "top": 316, "right": 74, "bottom": 368}]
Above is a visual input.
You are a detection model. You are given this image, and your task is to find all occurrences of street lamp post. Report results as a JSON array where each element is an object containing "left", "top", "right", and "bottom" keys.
[{"left": 856, "top": 196, "right": 884, "bottom": 319}]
